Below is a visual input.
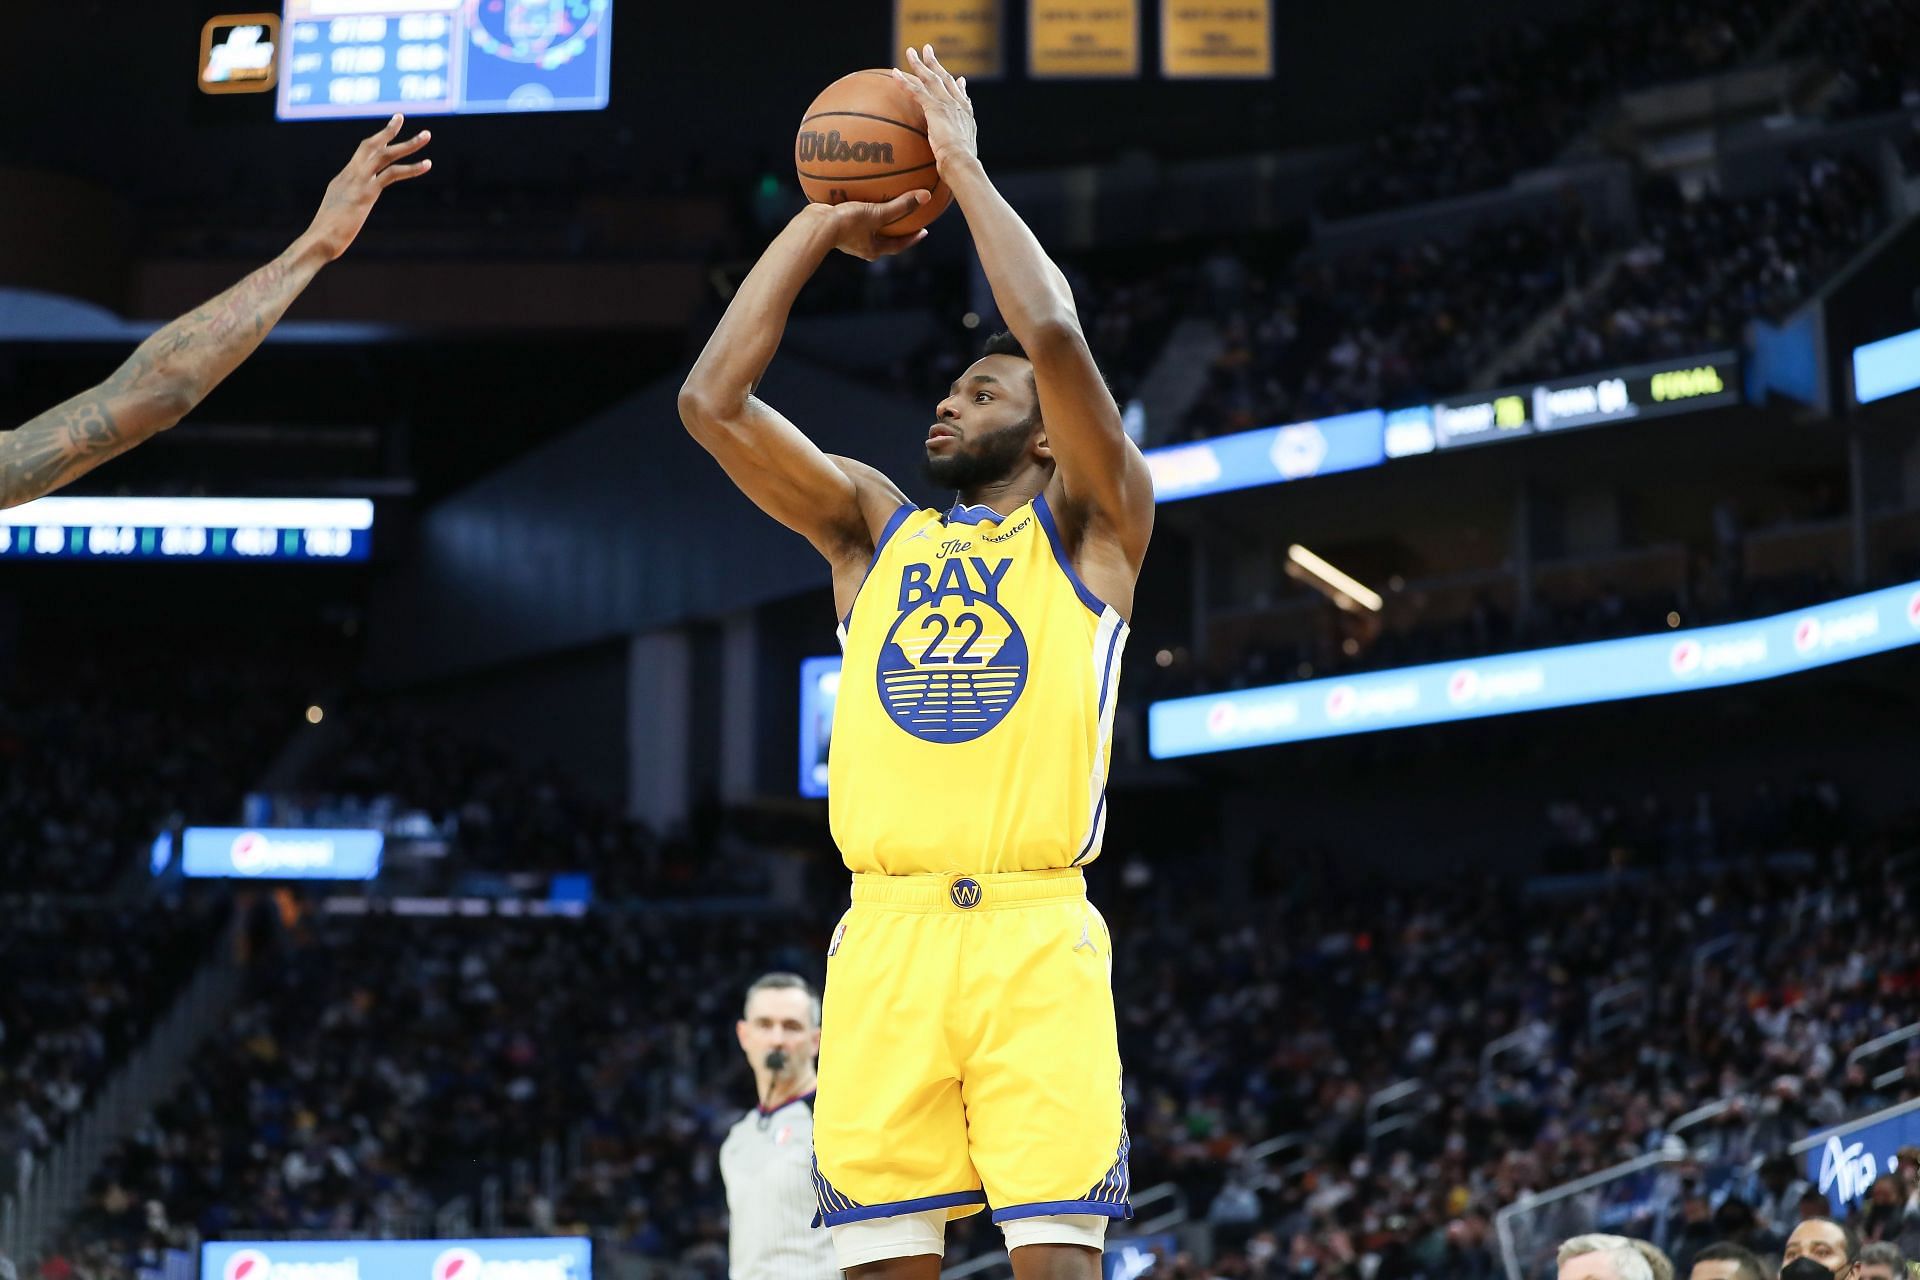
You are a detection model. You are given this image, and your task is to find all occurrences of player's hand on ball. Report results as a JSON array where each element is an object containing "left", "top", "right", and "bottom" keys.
[
  {"left": 895, "top": 45, "right": 977, "bottom": 171},
  {"left": 818, "top": 191, "right": 933, "bottom": 260},
  {"left": 302, "top": 114, "right": 433, "bottom": 261}
]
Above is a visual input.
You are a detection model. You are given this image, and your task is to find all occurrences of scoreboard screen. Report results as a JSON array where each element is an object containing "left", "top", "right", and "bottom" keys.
[
  {"left": 277, "top": 0, "right": 612, "bottom": 120},
  {"left": 0, "top": 497, "right": 374, "bottom": 562}
]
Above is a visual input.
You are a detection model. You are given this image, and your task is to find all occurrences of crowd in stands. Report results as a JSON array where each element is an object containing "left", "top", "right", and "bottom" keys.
[
  {"left": 1318, "top": 0, "right": 1806, "bottom": 218},
  {"left": 33, "top": 909, "right": 822, "bottom": 1276},
  {"left": 1, "top": 901, "right": 226, "bottom": 1202},
  {"left": 16, "top": 772, "right": 1920, "bottom": 1280},
  {"left": 1174, "top": 205, "right": 1603, "bottom": 443},
  {"left": 0, "top": 655, "right": 322, "bottom": 894},
  {"left": 1146, "top": 552, "right": 1856, "bottom": 705},
  {"left": 1169, "top": 144, "right": 1885, "bottom": 447},
  {"left": 1113, "top": 783, "right": 1919, "bottom": 1280},
  {"left": 1786, "top": 0, "right": 1920, "bottom": 120},
  {"left": 1512, "top": 155, "right": 1885, "bottom": 383},
  {"left": 291, "top": 703, "right": 763, "bottom": 899}
]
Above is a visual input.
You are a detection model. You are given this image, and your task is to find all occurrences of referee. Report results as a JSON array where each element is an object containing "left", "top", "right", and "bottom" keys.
[{"left": 721, "top": 973, "right": 838, "bottom": 1280}]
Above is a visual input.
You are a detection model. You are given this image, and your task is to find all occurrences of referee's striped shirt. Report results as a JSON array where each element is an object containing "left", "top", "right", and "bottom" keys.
[{"left": 720, "top": 1093, "right": 838, "bottom": 1280}]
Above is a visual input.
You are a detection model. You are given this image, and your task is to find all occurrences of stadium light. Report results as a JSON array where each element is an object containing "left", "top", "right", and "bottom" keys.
[{"left": 1286, "top": 544, "right": 1384, "bottom": 613}]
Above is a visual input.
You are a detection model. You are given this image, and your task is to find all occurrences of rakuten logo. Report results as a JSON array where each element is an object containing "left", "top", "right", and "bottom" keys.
[
  {"left": 222, "top": 1251, "right": 358, "bottom": 1280},
  {"left": 431, "top": 1249, "right": 578, "bottom": 1280}
]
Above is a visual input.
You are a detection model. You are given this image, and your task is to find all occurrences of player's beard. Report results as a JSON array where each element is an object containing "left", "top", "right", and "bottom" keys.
[{"left": 923, "top": 416, "right": 1036, "bottom": 492}]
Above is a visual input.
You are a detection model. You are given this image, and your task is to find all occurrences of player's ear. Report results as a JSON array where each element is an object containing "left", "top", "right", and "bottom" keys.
[
  {"left": 736, "top": 1019, "right": 753, "bottom": 1053},
  {"left": 1033, "top": 426, "right": 1052, "bottom": 461}
]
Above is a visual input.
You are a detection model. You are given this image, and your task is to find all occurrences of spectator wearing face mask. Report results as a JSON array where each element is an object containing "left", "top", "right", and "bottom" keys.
[{"left": 1782, "top": 1216, "right": 1861, "bottom": 1280}]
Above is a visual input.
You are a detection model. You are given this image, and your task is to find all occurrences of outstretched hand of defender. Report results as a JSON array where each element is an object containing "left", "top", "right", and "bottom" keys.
[
  {"left": 895, "top": 45, "right": 977, "bottom": 170},
  {"left": 818, "top": 190, "right": 933, "bottom": 260},
  {"left": 301, "top": 114, "right": 434, "bottom": 262}
]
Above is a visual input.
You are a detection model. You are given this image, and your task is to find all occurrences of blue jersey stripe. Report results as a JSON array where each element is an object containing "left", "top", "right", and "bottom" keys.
[
  {"left": 1033, "top": 493, "right": 1108, "bottom": 617},
  {"left": 841, "top": 503, "right": 920, "bottom": 630}
]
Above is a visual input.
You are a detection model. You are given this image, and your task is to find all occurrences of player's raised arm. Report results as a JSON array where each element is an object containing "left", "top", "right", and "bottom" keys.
[
  {"left": 894, "top": 46, "right": 1154, "bottom": 563},
  {"left": 677, "top": 195, "right": 928, "bottom": 561},
  {"left": 0, "top": 115, "right": 431, "bottom": 511}
]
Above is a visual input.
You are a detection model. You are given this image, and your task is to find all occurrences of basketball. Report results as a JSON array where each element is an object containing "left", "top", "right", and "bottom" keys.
[{"left": 795, "top": 69, "right": 954, "bottom": 236}]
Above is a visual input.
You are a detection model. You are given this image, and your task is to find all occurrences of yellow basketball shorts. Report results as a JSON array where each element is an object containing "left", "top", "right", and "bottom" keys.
[{"left": 811, "top": 868, "right": 1130, "bottom": 1228}]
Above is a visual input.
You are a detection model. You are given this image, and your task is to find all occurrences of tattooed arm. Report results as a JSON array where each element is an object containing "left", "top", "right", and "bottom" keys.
[{"left": 0, "top": 114, "right": 433, "bottom": 510}]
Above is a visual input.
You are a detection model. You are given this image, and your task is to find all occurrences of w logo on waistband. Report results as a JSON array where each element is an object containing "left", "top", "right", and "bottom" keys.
[{"left": 949, "top": 877, "right": 982, "bottom": 909}]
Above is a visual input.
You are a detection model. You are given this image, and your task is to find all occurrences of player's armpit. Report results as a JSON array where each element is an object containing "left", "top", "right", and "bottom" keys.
[
  {"left": 678, "top": 391, "right": 903, "bottom": 561},
  {"left": 826, "top": 454, "right": 913, "bottom": 535}
]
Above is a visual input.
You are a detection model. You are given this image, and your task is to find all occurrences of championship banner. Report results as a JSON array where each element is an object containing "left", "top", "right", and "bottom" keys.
[
  {"left": 1028, "top": 0, "right": 1139, "bottom": 77},
  {"left": 896, "top": 0, "right": 1004, "bottom": 78},
  {"left": 1161, "top": 1, "right": 1271, "bottom": 78}
]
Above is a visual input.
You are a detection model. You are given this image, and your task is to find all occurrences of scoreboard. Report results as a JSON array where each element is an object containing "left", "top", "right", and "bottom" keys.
[
  {"left": 277, "top": 0, "right": 612, "bottom": 120},
  {"left": 0, "top": 497, "right": 374, "bottom": 562}
]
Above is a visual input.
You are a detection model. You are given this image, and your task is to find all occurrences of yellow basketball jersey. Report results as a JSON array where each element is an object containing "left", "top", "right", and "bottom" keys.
[{"left": 829, "top": 494, "right": 1129, "bottom": 876}]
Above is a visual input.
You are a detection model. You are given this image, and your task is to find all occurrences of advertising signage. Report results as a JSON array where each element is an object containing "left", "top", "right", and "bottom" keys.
[
  {"left": 1431, "top": 352, "right": 1741, "bottom": 450},
  {"left": 1150, "top": 577, "right": 1920, "bottom": 757}
]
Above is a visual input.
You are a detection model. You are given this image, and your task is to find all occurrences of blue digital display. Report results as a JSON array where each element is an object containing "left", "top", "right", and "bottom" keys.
[
  {"left": 0, "top": 497, "right": 372, "bottom": 562},
  {"left": 1805, "top": 1108, "right": 1920, "bottom": 1215},
  {"left": 203, "top": 1238, "right": 590, "bottom": 1280},
  {"left": 179, "top": 827, "right": 385, "bottom": 879},
  {"left": 1150, "top": 579, "right": 1920, "bottom": 757},
  {"left": 1139, "top": 352, "right": 1740, "bottom": 503},
  {"left": 1144, "top": 409, "right": 1386, "bottom": 503},
  {"left": 277, "top": 0, "right": 612, "bottom": 120},
  {"left": 798, "top": 656, "right": 841, "bottom": 798},
  {"left": 1853, "top": 327, "right": 1920, "bottom": 405}
]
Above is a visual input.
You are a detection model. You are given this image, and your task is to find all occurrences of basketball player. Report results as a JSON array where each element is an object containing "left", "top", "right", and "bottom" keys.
[
  {"left": 720, "top": 974, "right": 838, "bottom": 1280},
  {"left": 0, "top": 116, "right": 432, "bottom": 510},
  {"left": 678, "top": 43, "right": 1154, "bottom": 1280}
]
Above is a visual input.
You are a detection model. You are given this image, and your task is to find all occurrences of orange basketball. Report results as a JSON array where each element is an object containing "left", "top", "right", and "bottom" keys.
[{"left": 795, "top": 70, "right": 953, "bottom": 236}]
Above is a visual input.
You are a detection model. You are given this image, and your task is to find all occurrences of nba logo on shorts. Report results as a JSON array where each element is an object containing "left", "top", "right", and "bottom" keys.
[{"left": 950, "top": 877, "right": 982, "bottom": 909}]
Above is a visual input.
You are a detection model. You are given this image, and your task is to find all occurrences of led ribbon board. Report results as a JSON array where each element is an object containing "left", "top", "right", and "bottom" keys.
[
  {"left": 1138, "top": 352, "right": 1743, "bottom": 500},
  {"left": 202, "top": 1239, "right": 590, "bottom": 1280},
  {"left": 179, "top": 828, "right": 385, "bottom": 879},
  {"left": 1150, "top": 578, "right": 1920, "bottom": 757},
  {"left": 0, "top": 497, "right": 373, "bottom": 561}
]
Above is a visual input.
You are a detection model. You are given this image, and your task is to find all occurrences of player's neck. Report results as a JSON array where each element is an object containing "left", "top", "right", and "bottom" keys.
[
  {"left": 757, "top": 1071, "right": 817, "bottom": 1113},
  {"left": 956, "top": 473, "right": 1046, "bottom": 518}
]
